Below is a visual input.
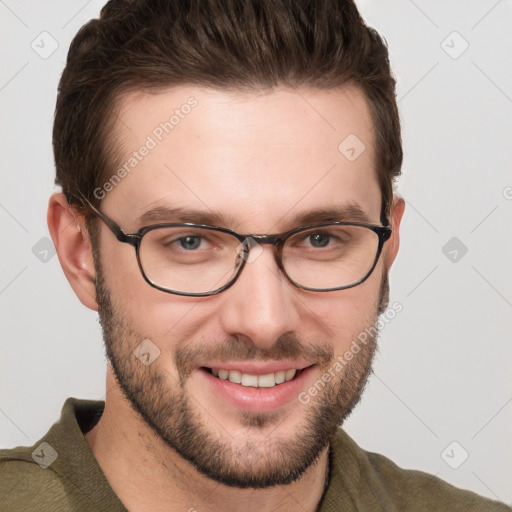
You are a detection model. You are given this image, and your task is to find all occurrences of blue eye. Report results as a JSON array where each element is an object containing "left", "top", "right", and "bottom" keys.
[
  {"left": 308, "top": 232, "right": 331, "bottom": 248},
  {"left": 179, "top": 236, "right": 202, "bottom": 250}
]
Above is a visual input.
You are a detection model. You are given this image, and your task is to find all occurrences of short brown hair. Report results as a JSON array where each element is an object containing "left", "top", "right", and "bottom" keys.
[{"left": 53, "top": 0, "right": 402, "bottom": 230}]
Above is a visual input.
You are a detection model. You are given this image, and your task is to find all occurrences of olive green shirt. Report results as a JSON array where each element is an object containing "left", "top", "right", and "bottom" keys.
[{"left": 0, "top": 398, "right": 509, "bottom": 511}]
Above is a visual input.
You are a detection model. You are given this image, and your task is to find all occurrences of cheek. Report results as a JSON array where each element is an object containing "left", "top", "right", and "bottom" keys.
[
  {"left": 106, "top": 266, "right": 216, "bottom": 350},
  {"left": 309, "top": 272, "right": 382, "bottom": 351},
  {"left": 119, "top": 292, "right": 207, "bottom": 341},
  {"left": 99, "top": 237, "right": 178, "bottom": 325}
]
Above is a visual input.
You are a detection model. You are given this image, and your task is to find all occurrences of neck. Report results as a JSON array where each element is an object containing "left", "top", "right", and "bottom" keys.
[{"left": 85, "top": 371, "right": 330, "bottom": 512}]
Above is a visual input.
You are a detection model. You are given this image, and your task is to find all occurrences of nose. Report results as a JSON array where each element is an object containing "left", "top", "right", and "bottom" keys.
[{"left": 218, "top": 244, "right": 302, "bottom": 350}]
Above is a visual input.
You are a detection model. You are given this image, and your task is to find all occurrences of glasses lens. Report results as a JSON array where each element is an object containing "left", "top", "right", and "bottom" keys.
[
  {"left": 138, "top": 226, "right": 243, "bottom": 294},
  {"left": 137, "top": 224, "right": 381, "bottom": 295},
  {"left": 282, "top": 225, "right": 380, "bottom": 290}
]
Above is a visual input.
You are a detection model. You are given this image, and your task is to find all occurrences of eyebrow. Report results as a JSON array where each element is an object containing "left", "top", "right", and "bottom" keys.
[
  {"left": 291, "top": 204, "right": 372, "bottom": 225},
  {"left": 137, "top": 207, "right": 238, "bottom": 228},
  {"left": 136, "top": 202, "right": 374, "bottom": 231}
]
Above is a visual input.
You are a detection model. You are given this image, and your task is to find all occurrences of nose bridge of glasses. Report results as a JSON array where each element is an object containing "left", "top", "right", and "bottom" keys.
[
  {"left": 236, "top": 234, "right": 286, "bottom": 279},
  {"left": 242, "top": 233, "right": 283, "bottom": 260},
  {"left": 245, "top": 234, "right": 280, "bottom": 246}
]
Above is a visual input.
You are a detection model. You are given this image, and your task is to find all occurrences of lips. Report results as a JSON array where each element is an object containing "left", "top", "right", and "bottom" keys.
[
  {"left": 206, "top": 367, "right": 299, "bottom": 387},
  {"left": 197, "top": 362, "right": 316, "bottom": 413}
]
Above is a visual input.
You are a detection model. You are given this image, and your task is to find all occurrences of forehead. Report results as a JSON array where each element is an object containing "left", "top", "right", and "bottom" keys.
[{"left": 104, "top": 85, "right": 381, "bottom": 231}]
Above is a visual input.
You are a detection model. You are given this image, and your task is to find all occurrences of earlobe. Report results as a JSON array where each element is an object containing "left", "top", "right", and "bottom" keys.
[
  {"left": 47, "top": 193, "right": 99, "bottom": 311},
  {"left": 384, "top": 195, "right": 405, "bottom": 268}
]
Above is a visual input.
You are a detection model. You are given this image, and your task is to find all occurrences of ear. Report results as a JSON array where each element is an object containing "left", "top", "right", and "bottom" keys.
[
  {"left": 383, "top": 195, "right": 405, "bottom": 268},
  {"left": 47, "top": 193, "right": 99, "bottom": 311}
]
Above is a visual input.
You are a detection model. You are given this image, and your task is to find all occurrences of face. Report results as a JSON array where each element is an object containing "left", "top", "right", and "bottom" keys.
[{"left": 91, "top": 85, "right": 396, "bottom": 488}]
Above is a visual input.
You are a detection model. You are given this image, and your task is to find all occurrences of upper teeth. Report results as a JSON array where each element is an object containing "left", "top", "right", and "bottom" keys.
[{"left": 211, "top": 368, "right": 297, "bottom": 387}]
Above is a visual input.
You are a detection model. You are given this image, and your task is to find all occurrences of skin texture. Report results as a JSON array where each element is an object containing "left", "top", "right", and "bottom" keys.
[{"left": 48, "top": 85, "right": 405, "bottom": 512}]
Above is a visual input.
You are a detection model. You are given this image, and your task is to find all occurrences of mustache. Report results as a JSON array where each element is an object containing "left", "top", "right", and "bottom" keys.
[{"left": 175, "top": 333, "right": 334, "bottom": 377}]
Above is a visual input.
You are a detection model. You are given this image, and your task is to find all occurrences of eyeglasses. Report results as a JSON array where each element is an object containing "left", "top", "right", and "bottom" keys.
[{"left": 79, "top": 196, "right": 391, "bottom": 297}]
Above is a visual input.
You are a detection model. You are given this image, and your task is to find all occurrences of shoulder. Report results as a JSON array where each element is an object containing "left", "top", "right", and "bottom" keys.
[
  {"left": 364, "top": 449, "right": 508, "bottom": 511},
  {"left": 329, "top": 429, "right": 511, "bottom": 511},
  {"left": 0, "top": 445, "right": 72, "bottom": 511},
  {"left": 0, "top": 397, "right": 106, "bottom": 512}
]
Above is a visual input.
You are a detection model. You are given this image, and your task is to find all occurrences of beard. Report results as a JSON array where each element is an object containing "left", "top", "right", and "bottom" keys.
[{"left": 93, "top": 256, "right": 389, "bottom": 489}]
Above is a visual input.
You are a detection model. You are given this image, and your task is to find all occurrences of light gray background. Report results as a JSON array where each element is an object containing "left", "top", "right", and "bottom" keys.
[{"left": 1, "top": 0, "right": 511, "bottom": 505}]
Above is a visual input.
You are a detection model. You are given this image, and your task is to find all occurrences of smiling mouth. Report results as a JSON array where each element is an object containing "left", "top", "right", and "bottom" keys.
[{"left": 202, "top": 367, "right": 308, "bottom": 388}]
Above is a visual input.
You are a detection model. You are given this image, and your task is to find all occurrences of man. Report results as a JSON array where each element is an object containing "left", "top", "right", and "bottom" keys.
[{"left": 0, "top": 0, "right": 509, "bottom": 511}]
